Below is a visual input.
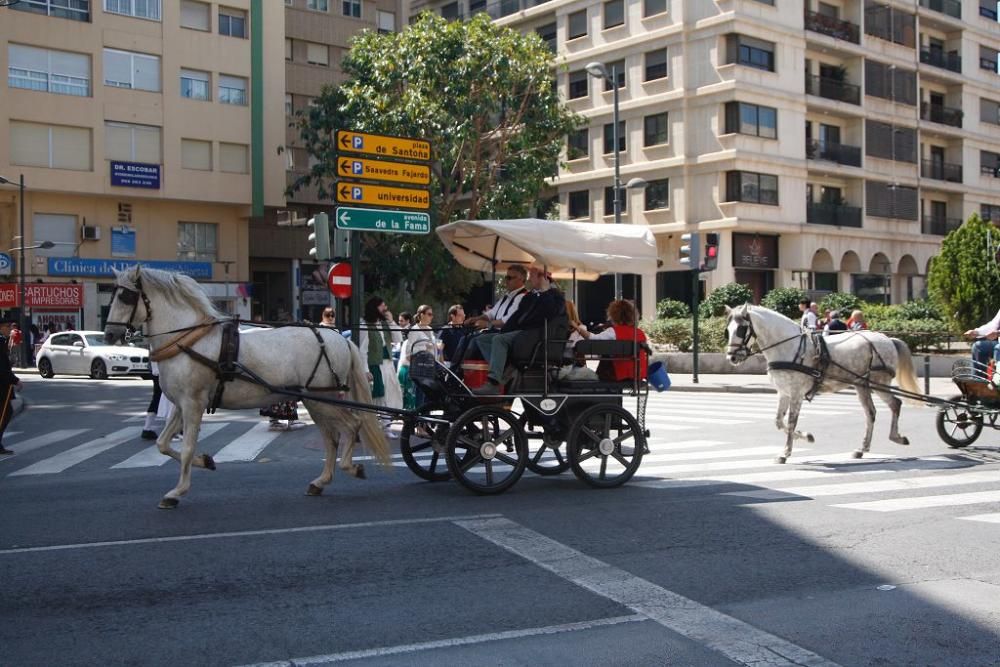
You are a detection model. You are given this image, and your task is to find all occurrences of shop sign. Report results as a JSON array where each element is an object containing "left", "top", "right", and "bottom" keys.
[
  {"left": 0, "top": 253, "right": 12, "bottom": 276},
  {"left": 35, "top": 312, "right": 79, "bottom": 330},
  {"left": 48, "top": 257, "right": 212, "bottom": 279},
  {"left": 111, "top": 226, "right": 136, "bottom": 257},
  {"left": 0, "top": 283, "right": 84, "bottom": 309},
  {"left": 733, "top": 233, "right": 778, "bottom": 269},
  {"left": 110, "top": 161, "right": 161, "bottom": 189}
]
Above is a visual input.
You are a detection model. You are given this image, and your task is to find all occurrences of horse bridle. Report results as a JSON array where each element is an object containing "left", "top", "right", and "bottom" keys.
[
  {"left": 105, "top": 270, "right": 152, "bottom": 334},
  {"left": 728, "top": 314, "right": 756, "bottom": 357}
]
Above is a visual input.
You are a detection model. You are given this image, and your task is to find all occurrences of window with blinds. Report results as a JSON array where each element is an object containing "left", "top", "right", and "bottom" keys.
[
  {"left": 103, "top": 49, "right": 160, "bottom": 91},
  {"left": 218, "top": 75, "right": 247, "bottom": 106},
  {"left": 8, "top": 44, "right": 90, "bottom": 97},
  {"left": 981, "top": 98, "right": 1000, "bottom": 126},
  {"left": 306, "top": 42, "right": 329, "bottom": 66},
  {"left": 177, "top": 222, "right": 218, "bottom": 262},
  {"left": 864, "top": 59, "right": 916, "bottom": 105},
  {"left": 105, "top": 122, "right": 161, "bottom": 164},
  {"left": 180, "top": 0, "right": 210, "bottom": 30},
  {"left": 219, "top": 143, "right": 249, "bottom": 173},
  {"left": 10, "top": 121, "right": 92, "bottom": 171},
  {"left": 180, "top": 68, "right": 210, "bottom": 100},
  {"left": 864, "top": 121, "right": 916, "bottom": 162},
  {"left": 865, "top": 181, "right": 918, "bottom": 220},
  {"left": 105, "top": 0, "right": 161, "bottom": 21},
  {"left": 181, "top": 138, "right": 212, "bottom": 170}
]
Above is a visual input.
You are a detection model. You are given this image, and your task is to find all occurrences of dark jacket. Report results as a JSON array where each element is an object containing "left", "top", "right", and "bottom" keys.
[
  {"left": 0, "top": 334, "right": 19, "bottom": 386},
  {"left": 501, "top": 288, "right": 566, "bottom": 333}
]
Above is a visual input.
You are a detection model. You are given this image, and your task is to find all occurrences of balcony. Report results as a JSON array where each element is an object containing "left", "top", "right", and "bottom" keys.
[
  {"left": 920, "top": 102, "right": 963, "bottom": 128},
  {"left": 804, "top": 10, "right": 860, "bottom": 44},
  {"left": 806, "top": 139, "right": 863, "bottom": 167},
  {"left": 982, "top": 164, "right": 1000, "bottom": 178},
  {"left": 920, "top": 48, "right": 962, "bottom": 73},
  {"left": 980, "top": 6, "right": 998, "bottom": 21},
  {"left": 806, "top": 74, "right": 861, "bottom": 105},
  {"left": 921, "top": 159, "right": 963, "bottom": 182},
  {"left": 919, "top": 0, "right": 961, "bottom": 20},
  {"left": 807, "top": 202, "right": 863, "bottom": 227},
  {"left": 982, "top": 57, "right": 1000, "bottom": 73},
  {"left": 922, "top": 215, "right": 962, "bottom": 235}
]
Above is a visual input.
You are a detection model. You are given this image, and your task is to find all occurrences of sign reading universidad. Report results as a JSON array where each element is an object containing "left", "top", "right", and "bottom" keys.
[
  {"left": 48, "top": 257, "right": 212, "bottom": 279},
  {"left": 110, "top": 161, "right": 161, "bottom": 189}
]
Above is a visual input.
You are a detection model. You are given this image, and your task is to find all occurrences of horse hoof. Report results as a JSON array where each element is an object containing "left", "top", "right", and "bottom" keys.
[
  {"left": 355, "top": 464, "right": 367, "bottom": 480},
  {"left": 158, "top": 497, "right": 179, "bottom": 509},
  {"left": 852, "top": 451, "right": 864, "bottom": 459},
  {"left": 202, "top": 453, "right": 216, "bottom": 471},
  {"left": 774, "top": 456, "right": 786, "bottom": 464},
  {"left": 806, "top": 434, "right": 815, "bottom": 443},
  {"left": 306, "top": 484, "right": 323, "bottom": 496},
  {"left": 899, "top": 437, "right": 910, "bottom": 446}
]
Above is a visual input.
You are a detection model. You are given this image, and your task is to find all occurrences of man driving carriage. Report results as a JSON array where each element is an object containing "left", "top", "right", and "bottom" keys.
[{"left": 963, "top": 305, "right": 1000, "bottom": 370}]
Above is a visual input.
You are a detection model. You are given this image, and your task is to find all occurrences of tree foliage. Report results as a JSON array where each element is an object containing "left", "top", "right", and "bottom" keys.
[
  {"left": 818, "top": 292, "right": 862, "bottom": 318},
  {"left": 927, "top": 214, "right": 1000, "bottom": 331},
  {"left": 761, "top": 287, "right": 808, "bottom": 320},
  {"left": 655, "top": 298, "right": 689, "bottom": 319},
  {"left": 698, "top": 282, "right": 753, "bottom": 318},
  {"left": 292, "top": 13, "right": 582, "bottom": 302}
]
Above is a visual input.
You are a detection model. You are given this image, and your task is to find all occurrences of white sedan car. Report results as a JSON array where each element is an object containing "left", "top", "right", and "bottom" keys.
[{"left": 36, "top": 330, "right": 151, "bottom": 380}]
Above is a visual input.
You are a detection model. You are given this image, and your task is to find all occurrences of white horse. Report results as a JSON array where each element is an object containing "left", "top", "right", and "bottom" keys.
[
  {"left": 724, "top": 304, "right": 921, "bottom": 463},
  {"left": 103, "top": 265, "right": 390, "bottom": 509}
]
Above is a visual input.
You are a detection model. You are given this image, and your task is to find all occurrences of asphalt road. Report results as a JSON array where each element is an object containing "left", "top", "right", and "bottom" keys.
[{"left": 1, "top": 375, "right": 999, "bottom": 666}]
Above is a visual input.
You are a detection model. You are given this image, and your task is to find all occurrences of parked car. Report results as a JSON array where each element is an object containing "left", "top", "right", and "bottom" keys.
[{"left": 35, "top": 330, "right": 151, "bottom": 380}]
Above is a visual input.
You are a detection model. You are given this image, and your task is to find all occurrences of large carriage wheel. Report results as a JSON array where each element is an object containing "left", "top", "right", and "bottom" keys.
[
  {"left": 399, "top": 403, "right": 452, "bottom": 481},
  {"left": 524, "top": 419, "right": 571, "bottom": 476},
  {"left": 445, "top": 405, "right": 527, "bottom": 495},
  {"left": 567, "top": 404, "right": 645, "bottom": 488},
  {"left": 935, "top": 395, "right": 983, "bottom": 448}
]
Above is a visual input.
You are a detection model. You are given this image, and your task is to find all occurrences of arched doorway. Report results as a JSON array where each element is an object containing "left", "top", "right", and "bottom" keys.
[
  {"left": 853, "top": 253, "right": 893, "bottom": 304},
  {"left": 810, "top": 249, "right": 837, "bottom": 294},
  {"left": 898, "top": 255, "right": 922, "bottom": 301}
]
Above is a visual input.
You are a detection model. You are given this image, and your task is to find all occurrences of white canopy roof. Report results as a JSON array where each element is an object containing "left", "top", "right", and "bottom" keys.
[{"left": 435, "top": 218, "right": 660, "bottom": 281}]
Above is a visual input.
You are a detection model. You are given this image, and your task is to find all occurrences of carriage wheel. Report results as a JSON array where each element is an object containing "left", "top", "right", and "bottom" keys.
[
  {"left": 399, "top": 403, "right": 452, "bottom": 482},
  {"left": 935, "top": 395, "right": 983, "bottom": 448},
  {"left": 445, "top": 405, "right": 527, "bottom": 495},
  {"left": 524, "top": 421, "right": 571, "bottom": 476},
  {"left": 567, "top": 404, "right": 645, "bottom": 488}
]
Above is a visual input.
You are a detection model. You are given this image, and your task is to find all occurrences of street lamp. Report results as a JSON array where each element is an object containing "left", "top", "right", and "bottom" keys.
[{"left": 0, "top": 173, "right": 29, "bottom": 368}]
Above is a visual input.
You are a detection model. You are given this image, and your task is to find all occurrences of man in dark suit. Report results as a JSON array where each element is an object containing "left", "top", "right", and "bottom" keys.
[{"left": 0, "top": 320, "right": 22, "bottom": 456}]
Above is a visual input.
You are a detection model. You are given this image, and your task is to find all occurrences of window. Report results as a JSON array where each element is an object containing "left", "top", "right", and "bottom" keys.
[
  {"left": 285, "top": 38, "right": 293, "bottom": 61},
  {"left": 307, "top": 0, "right": 328, "bottom": 10},
  {"left": 219, "top": 142, "right": 249, "bottom": 173},
  {"left": 469, "top": 0, "right": 486, "bottom": 15},
  {"left": 219, "top": 7, "right": 247, "bottom": 37},
  {"left": 536, "top": 23, "right": 557, "bottom": 52},
  {"left": 568, "top": 9, "right": 588, "bottom": 40},
  {"left": 981, "top": 98, "right": 1000, "bottom": 126},
  {"left": 864, "top": 59, "right": 916, "bottom": 105},
  {"left": 863, "top": 4, "right": 915, "bottom": 47},
  {"left": 644, "top": 178, "right": 669, "bottom": 210},
  {"left": 726, "top": 171, "right": 778, "bottom": 205},
  {"left": 105, "top": 121, "right": 161, "bottom": 163},
  {"left": 181, "top": 138, "right": 212, "bottom": 170},
  {"left": 567, "top": 128, "right": 589, "bottom": 159},
  {"left": 441, "top": 1, "right": 459, "bottom": 19},
  {"left": 643, "top": 112, "right": 668, "bottom": 146},
  {"left": 568, "top": 190, "right": 590, "bottom": 218},
  {"left": 864, "top": 121, "right": 916, "bottom": 162},
  {"left": 982, "top": 150, "right": 1000, "bottom": 177},
  {"left": 568, "top": 70, "right": 588, "bottom": 99},
  {"left": 603, "top": 121, "right": 625, "bottom": 154},
  {"left": 724, "top": 102, "right": 777, "bottom": 138},
  {"left": 982, "top": 204, "right": 1000, "bottom": 223},
  {"left": 342, "top": 0, "right": 361, "bottom": 18},
  {"left": 177, "top": 222, "right": 218, "bottom": 262},
  {"left": 103, "top": 49, "right": 159, "bottom": 91},
  {"left": 180, "top": 68, "right": 210, "bottom": 100},
  {"left": 643, "top": 0, "right": 666, "bottom": 17},
  {"left": 104, "top": 0, "right": 160, "bottom": 20},
  {"left": 726, "top": 34, "right": 775, "bottom": 72},
  {"left": 603, "top": 0, "right": 624, "bottom": 29},
  {"left": 10, "top": 121, "right": 92, "bottom": 170},
  {"left": 865, "top": 181, "right": 918, "bottom": 220},
  {"left": 377, "top": 10, "right": 395, "bottom": 33},
  {"left": 645, "top": 49, "right": 667, "bottom": 81},
  {"left": 306, "top": 42, "right": 329, "bottom": 66},
  {"left": 180, "top": 0, "right": 210, "bottom": 30},
  {"left": 604, "top": 59, "right": 625, "bottom": 91},
  {"left": 218, "top": 75, "right": 247, "bottom": 105},
  {"left": 8, "top": 44, "right": 90, "bottom": 97},
  {"left": 12, "top": 0, "right": 90, "bottom": 21},
  {"left": 285, "top": 93, "right": 293, "bottom": 115},
  {"left": 604, "top": 186, "right": 626, "bottom": 215}
]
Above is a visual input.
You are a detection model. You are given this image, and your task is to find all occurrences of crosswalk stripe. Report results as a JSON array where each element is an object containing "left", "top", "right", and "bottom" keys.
[
  {"left": 637, "top": 451, "right": 813, "bottom": 476},
  {"left": 0, "top": 429, "right": 89, "bottom": 457},
  {"left": 724, "top": 469, "right": 1000, "bottom": 500},
  {"left": 633, "top": 467, "right": 897, "bottom": 489},
  {"left": 958, "top": 513, "right": 1000, "bottom": 524},
  {"left": 646, "top": 404, "right": 851, "bottom": 417},
  {"left": 213, "top": 421, "right": 283, "bottom": 463},
  {"left": 644, "top": 416, "right": 751, "bottom": 425},
  {"left": 644, "top": 445, "right": 789, "bottom": 463},
  {"left": 112, "top": 423, "right": 230, "bottom": 469},
  {"left": 9, "top": 428, "right": 140, "bottom": 476},
  {"left": 833, "top": 489, "right": 1000, "bottom": 512}
]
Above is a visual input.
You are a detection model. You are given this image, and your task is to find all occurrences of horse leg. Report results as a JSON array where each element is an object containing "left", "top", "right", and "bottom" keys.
[
  {"left": 337, "top": 412, "right": 368, "bottom": 479},
  {"left": 774, "top": 394, "right": 789, "bottom": 432},
  {"left": 155, "top": 408, "right": 184, "bottom": 463},
  {"left": 875, "top": 387, "right": 909, "bottom": 446},
  {"left": 854, "top": 386, "right": 877, "bottom": 459},
  {"left": 159, "top": 402, "right": 208, "bottom": 509},
  {"left": 306, "top": 417, "right": 339, "bottom": 497},
  {"left": 776, "top": 397, "right": 804, "bottom": 464}
]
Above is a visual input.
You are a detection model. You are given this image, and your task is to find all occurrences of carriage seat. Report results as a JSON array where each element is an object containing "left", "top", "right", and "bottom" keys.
[{"left": 508, "top": 313, "right": 571, "bottom": 370}]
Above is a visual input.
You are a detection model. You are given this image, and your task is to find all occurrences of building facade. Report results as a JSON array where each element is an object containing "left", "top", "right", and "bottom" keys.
[
  {"left": 0, "top": 0, "right": 286, "bottom": 330},
  {"left": 410, "top": 0, "right": 1000, "bottom": 320}
]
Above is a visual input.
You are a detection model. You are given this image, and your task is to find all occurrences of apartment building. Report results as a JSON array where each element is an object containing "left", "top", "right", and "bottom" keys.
[
  {"left": 409, "top": 0, "right": 1000, "bottom": 321},
  {"left": 0, "top": 0, "right": 286, "bottom": 329}
]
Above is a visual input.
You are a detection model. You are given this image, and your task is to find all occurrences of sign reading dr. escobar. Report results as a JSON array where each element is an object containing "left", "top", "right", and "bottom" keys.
[
  {"left": 110, "top": 161, "right": 161, "bottom": 189},
  {"left": 48, "top": 257, "right": 212, "bottom": 279}
]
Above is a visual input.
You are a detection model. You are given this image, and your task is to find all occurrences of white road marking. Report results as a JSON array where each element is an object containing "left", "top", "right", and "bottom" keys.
[
  {"left": 959, "top": 513, "right": 1000, "bottom": 524},
  {"left": 213, "top": 422, "right": 284, "bottom": 463},
  {"left": 633, "top": 467, "right": 897, "bottom": 489},
  {"left": 643, "top": 445, "right": 802, "bottom": 463},
  {"left": 724, "top": 469, "right": 1000, "bottom": 500},
  {"left": 0, "top": 429, "right": 89, "bottom": 457},
  {"left": 644, "top": 416, "right": 751, "bottom": 425},
  {"left": 456, "top": 517, "right": 841, "bottom": 667},
  {"left": 637, "top": 454, "right": 812, "bottom": 476},
  {"left": 111, "top": 423, "right": 230, "bottom": 469},
  {"left": 834, "top": 489, "right": 1000, "bottom": 512},
  {"left": 8, "top": 428, "right": 140, "bottom": 476}
]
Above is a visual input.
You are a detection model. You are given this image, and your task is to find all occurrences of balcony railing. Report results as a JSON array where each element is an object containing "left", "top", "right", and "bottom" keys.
[
  {"left": 919, "top": 0, "right": 961, "bottom": 20},
  {"left": 806, "top": 139, "right": 863, "bottom": 167},
  {"left": 922, "top": 215, "right": 962, "bottom": 235},
  {"left": 920, "top": 48, "right": 962, "bottom": 73},
  {"left": 921, "top": 159, "right": 963, "bottom": 182},
  {"left": 980, "top": 6, "right": 998, "bottom": 21},
  {"left": 804, "top": 10, "right": 860, "bottom": 43},
  {"left": 982, "top": 164, "right": 1000, "bottom": 178},
  {"left": 920, "top": 102, "right": 963, "bottom": 128},
  {"left": 807, "top": 202, "right": 863, "bottom": 227},
  {"left": 982, "top": 57, "right": 1000, "bottom": 73},
  {"left": 805, "top": 74, "right": 861, "bottom": 105}
]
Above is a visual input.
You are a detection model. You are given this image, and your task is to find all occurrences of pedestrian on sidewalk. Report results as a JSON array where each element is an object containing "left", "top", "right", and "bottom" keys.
[
  {"left": 0, "top": 319, "right": 23, "bottom": 456},
  {"left": 8, "top": 323, "right": 23, "bottom": 368}
]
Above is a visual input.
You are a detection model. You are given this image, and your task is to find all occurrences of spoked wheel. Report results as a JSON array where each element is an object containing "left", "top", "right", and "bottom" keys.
[
  {"left": 90, "top": 359, "right": 108, "bottom": 380},
  {"left": 524, "top": 422, "right": 571, "bottom": 476},
  {"left": 446, "top": 405, "right": 527, "bottom": 495},
  {"left": 399, "top": 403, "right": 452, "bottom": 481},
  {"left": 936, "top": 395, "right": 983, "bottom": 448},
  {"left": 568, "top": 404, "right": 645, "bottom": 488}
]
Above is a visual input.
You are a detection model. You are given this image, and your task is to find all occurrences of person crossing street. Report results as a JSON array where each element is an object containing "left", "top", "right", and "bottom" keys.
[{"left": 0, "top": 320, "right": 23, "bottom": 456}]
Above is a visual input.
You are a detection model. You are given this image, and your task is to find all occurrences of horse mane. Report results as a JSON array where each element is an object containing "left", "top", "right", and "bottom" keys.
[{"left": 117, "top": 265, "right": 224, "bottom": 319}]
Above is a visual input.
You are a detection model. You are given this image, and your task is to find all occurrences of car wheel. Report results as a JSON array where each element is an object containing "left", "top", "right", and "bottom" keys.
[
  {"left": 37, "top": 357, "right": 54, "bottom": 379},
  {"left": 90, "top": 359, "right": 108, "bottom": 380}
]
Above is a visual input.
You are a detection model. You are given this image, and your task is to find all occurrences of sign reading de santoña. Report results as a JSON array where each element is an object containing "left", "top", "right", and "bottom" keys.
[{"left": 0, "top": 283, "right": 84, "bottom": 309}]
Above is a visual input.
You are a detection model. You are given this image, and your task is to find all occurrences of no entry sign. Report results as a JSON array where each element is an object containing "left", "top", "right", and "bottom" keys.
[{"left": 327, "top": 262, "right": 352, "bottom": 299}]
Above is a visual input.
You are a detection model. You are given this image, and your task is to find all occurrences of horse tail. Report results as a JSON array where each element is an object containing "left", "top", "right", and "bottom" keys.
[
  {"left": 892, "top": 338, "right": 922, "bottom": 403},
  {"left": 347, "top": 341, "right": 392, "bottom": 467}
]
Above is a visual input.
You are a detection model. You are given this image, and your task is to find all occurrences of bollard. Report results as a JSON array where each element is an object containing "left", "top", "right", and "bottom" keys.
[{"left": 924, "top": 355, "right": 930, "bottom": 395}]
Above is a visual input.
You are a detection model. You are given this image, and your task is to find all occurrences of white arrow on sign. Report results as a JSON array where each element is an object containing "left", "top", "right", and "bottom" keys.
[{"left": 339, "top": 210, "right": 352, "bottom": 226}]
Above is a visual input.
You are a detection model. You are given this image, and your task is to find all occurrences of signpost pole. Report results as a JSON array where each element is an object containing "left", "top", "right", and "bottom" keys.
[
  {"left": 349, "top": 231, "right": 361, "bottom": 339},
  {"left": 18, "top": 174, "right": 27, "bottom": 369}
]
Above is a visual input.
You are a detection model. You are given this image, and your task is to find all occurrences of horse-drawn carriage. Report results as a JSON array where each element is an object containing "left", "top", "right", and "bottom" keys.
[
  {"left": 103, "top": 218, "right": 660, "bottom": 507},
  {"left": 935, "top": 359, "right": 1000, "bottom": 448}
]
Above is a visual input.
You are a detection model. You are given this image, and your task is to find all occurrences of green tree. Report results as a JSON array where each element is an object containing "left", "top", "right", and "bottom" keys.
[
  {"left": 818, "top": 292, "right": 862, "bottom": 318},
  {"left": 698, "top": 282, "right": 753, "bottom": 318},
  {"left": 761, "top": 286, "right": 808, "bottom": 320},
  {"left": 292, "top": 12, "right": 582, "bottom": 302},
  {"left": 927, "top": 214, "right": 1000, "bottom": 331},
  {"left": 655, "top": 298, "right": 689, "bottom": 319}
]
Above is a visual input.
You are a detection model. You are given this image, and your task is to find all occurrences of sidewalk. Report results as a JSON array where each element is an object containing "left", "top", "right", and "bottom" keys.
[{"left": 665, "top": 372, "right": 957, "bottom": 398}]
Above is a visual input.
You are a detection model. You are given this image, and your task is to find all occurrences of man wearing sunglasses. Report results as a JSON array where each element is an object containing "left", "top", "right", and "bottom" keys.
[{"left": 466, "top": 264, "right": 528, "bottom": 330}]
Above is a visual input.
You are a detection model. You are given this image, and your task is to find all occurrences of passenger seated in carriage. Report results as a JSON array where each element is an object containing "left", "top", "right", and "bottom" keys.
[
  {"left": 574, "top": 299, "right": 649, "bottom": 382},
  {"left": 963, "top": 305, "right": 1000, "bottom": 370},
  {"left": 448, "top": 264, "right": 529, "bottom": 371}
]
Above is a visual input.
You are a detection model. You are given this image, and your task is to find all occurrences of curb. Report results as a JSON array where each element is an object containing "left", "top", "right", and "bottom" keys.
[{"left": 667, "top": 384, "right": 776, "bottom": 394}]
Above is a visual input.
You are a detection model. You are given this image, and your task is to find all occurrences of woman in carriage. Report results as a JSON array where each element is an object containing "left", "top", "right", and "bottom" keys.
[{"left": 574, "top": 299, "right": 648, "bottom": 382}]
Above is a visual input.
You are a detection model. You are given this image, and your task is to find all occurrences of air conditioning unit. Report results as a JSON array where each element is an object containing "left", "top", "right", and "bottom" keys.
[{"left": 81, "top": 225, "right": 101, "bottom": 241}]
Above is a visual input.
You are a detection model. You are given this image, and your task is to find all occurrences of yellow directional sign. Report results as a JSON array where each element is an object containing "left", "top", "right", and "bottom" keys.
[
  {"left": 336, "top": 130, "right": 432, "bottom": 162},
  {"left": 335, "top": 182, "right": 430, "bottom": 210},
  {"left": 336, "top": 157, "right": 431, "bottom": 186}
]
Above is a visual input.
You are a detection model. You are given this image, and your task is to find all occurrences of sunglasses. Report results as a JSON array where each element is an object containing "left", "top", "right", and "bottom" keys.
[{"left": 504, "top": 275, "right": 517, "bottom": 280}]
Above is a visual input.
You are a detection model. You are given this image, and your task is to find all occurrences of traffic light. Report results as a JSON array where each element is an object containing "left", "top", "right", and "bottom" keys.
[
  {"left": 702, "top": 233, "right": 720, "bottom": 271},
  {"left": 679, "top": 232, "right": 699, "bottom": 269},
  {"left": 308, "top": 212, "right": 331, "bottom": 262}
]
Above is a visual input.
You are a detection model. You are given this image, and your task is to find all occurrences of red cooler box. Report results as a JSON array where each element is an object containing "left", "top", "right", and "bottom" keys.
[{"left": 461, "top": 360, "right": 490, "bottom": 389}]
